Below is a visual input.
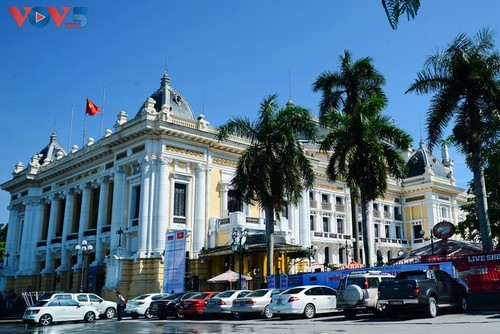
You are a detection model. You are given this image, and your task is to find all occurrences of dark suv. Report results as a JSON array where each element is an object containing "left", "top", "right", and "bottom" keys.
[{"left": 149, "top": 292, "right": 198, "bottom": 319}]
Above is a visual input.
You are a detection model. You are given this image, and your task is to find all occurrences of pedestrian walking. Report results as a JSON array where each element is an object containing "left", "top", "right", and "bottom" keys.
[{"left": 115, "top": 291, "right": 126, "bottom": 321}]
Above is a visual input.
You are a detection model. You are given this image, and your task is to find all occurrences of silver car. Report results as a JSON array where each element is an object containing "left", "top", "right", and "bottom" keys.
[
  {"left": 231, "top": 288, "right": 282, "bottom": 319},
  {"left": 203, "top": 290, "right": 251, "bottom": 317},
  {"left": 124, "top": 293, "right": 169, "bottom": 319}
]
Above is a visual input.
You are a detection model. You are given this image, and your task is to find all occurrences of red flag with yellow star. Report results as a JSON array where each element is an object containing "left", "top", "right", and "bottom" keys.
[{"left": 86, "top": 98, "right": 101, "bottom": 116}]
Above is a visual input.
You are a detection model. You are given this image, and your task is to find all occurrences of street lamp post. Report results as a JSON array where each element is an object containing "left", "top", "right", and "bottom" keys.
[
  {"left": 306, "top": 245, "right": 318, "bottom": 272},
  {"left": 116, "top": 227, "right": 123, "bottom": 247},
  {"left": 75, "top": 240, "right": 93, "bottom": 292},
  {"left": 346, "top": 238, "right": 355, "bottom": 263},
  {"left": 231, "top": 229, "right": 249, "bottom": 290}
]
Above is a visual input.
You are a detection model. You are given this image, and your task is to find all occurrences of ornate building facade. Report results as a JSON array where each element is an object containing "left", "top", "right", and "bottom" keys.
[{"left": 0, "top": 74, "right": 468, "bottom": 300}]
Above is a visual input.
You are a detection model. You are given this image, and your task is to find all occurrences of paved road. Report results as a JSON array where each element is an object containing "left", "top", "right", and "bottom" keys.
[{"left": 2, "top": 311, "right": 500, "bottom": 334}]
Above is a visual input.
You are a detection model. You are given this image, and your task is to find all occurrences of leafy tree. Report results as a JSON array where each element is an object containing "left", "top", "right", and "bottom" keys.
[
  {"left": 216, "top": 94, "right": 317, "bottom": 278},
  {"left": 381, "top": 0, "right": 420, "bottom": 29},
  {"left": 407, "top": 28, "right": 500, "bottom": 251},
  {"left": 457, "top": 140, "right": 500, "bottom": 248},
  {"left": 0, "top": 223, "right": 6, "bottom": 264},
  {"left": 314, "top": 50, "right": 411, "bottom": 266},
  {"left": 318, "top": 94, "right": 412, "bottom": 266}
]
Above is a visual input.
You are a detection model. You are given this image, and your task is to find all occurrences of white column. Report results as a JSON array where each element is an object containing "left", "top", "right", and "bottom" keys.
[
  {"left": 221, "top": 183, "right": 229, "bottom": 217},
  {"left": 110, "top": 167, "right": 126, "bottom": 252},
  {"left": 43, "top": 195, "right": 60, "bottom": 273},
  {"left": 299, "top": 189, "right": 311, "bottom": 246},
  {"left": 155, "top": 157, "right": 171, "bottom": 252},
  {"left": 17, "top": 200, "right": 37, "bottom": 273},
  {"left": 77, "top": 183, "right": 91, "bottom": 267},
  {"left": 59, "top": 189, "right": 75, "bottom": 271},
  {"left": 94, "top": 177, "right": 109, "bottom": 265},
  {"left": 138, "top": 156, "right": 151, "bottom": 256},
  {"left": 4, "top": 205, "right": 19, "bottom": 270},
  {"left": 192, "top": 163, "right": 207, "bottom": 257},
  {"left": 366, "top": 200, "right": 376, "bottom": 266}
]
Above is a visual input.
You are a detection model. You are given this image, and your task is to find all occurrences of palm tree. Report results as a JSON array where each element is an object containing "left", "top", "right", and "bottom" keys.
[
  {"left": 318, "top": 94, "right": 412, "bottom": 266},
  {"left": 215, "top": 94, "right": 317, "bottom": 278},
  {"left": 407, "top": 28, "right": 500, "bottom": 252},
  {"left": 381, "top": 0, "right": 421, "bottom": 29},
  {"left": 313, "top": 50, "right": 395, "bottom": 265}
]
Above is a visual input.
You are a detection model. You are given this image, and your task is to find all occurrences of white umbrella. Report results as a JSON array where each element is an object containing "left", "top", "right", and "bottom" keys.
[{"left": 207, "top": 269, "right": 253, "bottom": 283}]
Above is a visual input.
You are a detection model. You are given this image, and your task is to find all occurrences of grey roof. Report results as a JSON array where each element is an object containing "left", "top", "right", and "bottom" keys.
[
  {"left": 37, "top": 132, "right": 67, "bottom": 164},
  {"left": 405, "top": 141, "right": 449, "bottom": 178},
  {"left": 136, "top": 73, "right": 195, "bottom": 120}
]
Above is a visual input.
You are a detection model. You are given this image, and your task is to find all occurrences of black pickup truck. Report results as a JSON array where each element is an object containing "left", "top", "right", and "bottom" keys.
[{"left": 377, "top": 269, "right": 468, "bottom": 318}]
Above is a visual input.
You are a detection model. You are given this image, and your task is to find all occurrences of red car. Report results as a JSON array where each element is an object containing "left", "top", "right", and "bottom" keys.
[{"left": 176, "top": 292, "right": 219, "bottom": 319}]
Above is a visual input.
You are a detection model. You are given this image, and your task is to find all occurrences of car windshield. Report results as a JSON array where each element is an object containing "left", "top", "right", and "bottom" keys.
[
  {"left": 33, "top": 300, "right": 50, "bottom": 307},
  {"left": 133, "top": 294, "right": 151, "bottom": 300},
  {"left": 215, "top": 291, "right": 236, "bottom": 298},
  {"left": 246, "top": 290, "right": 268, "bottom": 297},
  {"left": 191, "top": 293, "right": 209, "bottom": 299},
  {"left": 282, "top": 287, "right": 305, "bottom": 295}
]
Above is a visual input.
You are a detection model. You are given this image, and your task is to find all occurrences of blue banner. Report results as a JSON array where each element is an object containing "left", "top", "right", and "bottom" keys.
[{"left": 162, "top": 230, "right": 187, "bottom": 293}]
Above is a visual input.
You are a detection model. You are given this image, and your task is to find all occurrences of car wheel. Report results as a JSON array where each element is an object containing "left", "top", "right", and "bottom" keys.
[
  {"left": 104, "top": 307, "right": 116, "bottom": 319},
  {"left": 457, "top": 294, "right": 468, "bottom": 313},
  {"left": 388, "top": 308, "right": 399, "bottom": 319},
  {"left": 145, "top": 308, "right": 154, "bottom": 319},
  {"left": 373, "top": 303, "right": 385, "bottom": 318},
  {"left": 39, "top": 314, "right": 52, "bottom": 326},
  {"left": 84, "top": 311, "right": 96, "bottom": 323},
  {"left": 344, "top": 310, "right": 357, "bottom": 320},
  {"left": 427, "top": 297, "right": 438, "bottom": 318},
  {"left": 231, "top": 312, "right": 241, "bottom": 319},
  {"left": 303, "top": 303, "right": 316, "bottom": 319},
  {"left": 263, "top": 305, "right": 273, "bottom": 319},
  {"left": 175, "top": 310, "right": 185, "bottom": 319}
]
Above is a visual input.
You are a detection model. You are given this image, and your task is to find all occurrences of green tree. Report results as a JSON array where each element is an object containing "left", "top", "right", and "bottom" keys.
[
  {"left": 0, "top": 223, "right": 6, "bottom": 264},
  {"left": 407, "top": 28, "right": 500, "bottom": 251},
  {"left": 215, "top": 94, "right": 317, "bottom": 278},
  {"left": 457, "top": 140, "right": 500, "bottom": 248},
  {"left": 314, "top": 50, "right": 411, "bottom": 266},
  {"left": 318, "top": 94, "right": 412, "bottom": 266},
  {"left": 381, "top": 0, "right": 420, "bottom": 29}
]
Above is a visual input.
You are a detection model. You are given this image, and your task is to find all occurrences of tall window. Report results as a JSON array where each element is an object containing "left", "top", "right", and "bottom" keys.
[
  {"left": 374, "top": 224, "right": 379, "bottom": 238},
  {"left": 174, "top": 183, "right": 187, "bottom": 217},
  {"left": 130, "top": 185, "right": 141, "bottom": 226},
  {"left": 323, "top": 217, "right": 329, "bottom": 232},
  {"left": 413, "top": 225, "right": 423, "bottom": 239},
  {"left": 395, "top": 225, "right": 402, "bottom": 239},
  {"left": 227, "top": 189, "right": 243, "bottom": 213},
  {"left": 337, "top": 218, "right": 344, "bottom": 234},
  {"left": 310, "top": 215, "right": 315, "bottom": 231},
  {"left": 385, "top": 225, "right": 390, "bottom": 238}
]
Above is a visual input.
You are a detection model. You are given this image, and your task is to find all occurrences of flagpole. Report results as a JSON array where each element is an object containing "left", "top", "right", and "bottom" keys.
[
  {"left": 69, "top": 104, "right": 74, "bottom": 150},
  {"left": 100, "top": 86, "right": 106, "bottom": 137},
  {"left": 83, "top": 97, "right": 87, "bottom": 147}
]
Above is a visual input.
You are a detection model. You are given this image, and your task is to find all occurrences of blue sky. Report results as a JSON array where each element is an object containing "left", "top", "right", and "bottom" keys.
[{"left": 0, "top": 0, "right": 498, "bottom": 224}]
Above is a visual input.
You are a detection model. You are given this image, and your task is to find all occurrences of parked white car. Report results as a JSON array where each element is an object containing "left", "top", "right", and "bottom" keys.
[
  {"left": 124, "top": 293, "right": 169, "bottom": 319},
  {"left": 231, "top": 288, "right": 282, "bottom": 319},
  {"left": 23, "top": 299, "right": 99, "bottom": 326},
  {"left": 42, "top": 292, "right": 117, "bottom": 319},
  {"left": 203, "top": 290, "right": 251, "bottom": 317},
  {"left": 269, "top": 285, "right": 337, "bottom": 319}
]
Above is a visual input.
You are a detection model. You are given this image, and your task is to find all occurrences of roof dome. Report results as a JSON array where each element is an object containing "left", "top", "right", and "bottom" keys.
[
  {"left": 405, "top": 140, "right": 449, "bottom": 178},
  {"left": 136, "top": 73, "right": 195, "bottom": 120}
]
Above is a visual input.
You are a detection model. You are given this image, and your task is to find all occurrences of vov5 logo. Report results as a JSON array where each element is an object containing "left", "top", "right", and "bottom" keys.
[{"left": 9, "top": 7, "right": 88, "bottom": 28}]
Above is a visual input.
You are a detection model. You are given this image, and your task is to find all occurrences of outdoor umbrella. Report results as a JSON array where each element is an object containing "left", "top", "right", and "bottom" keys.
[{"left": 207, "top": 269, "right": 253, "bottom": 283}]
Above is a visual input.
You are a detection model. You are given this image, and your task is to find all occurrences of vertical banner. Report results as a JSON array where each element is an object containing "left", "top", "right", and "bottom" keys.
[{"left": 162, "top": 230, "right": 187, "bottom": 293}]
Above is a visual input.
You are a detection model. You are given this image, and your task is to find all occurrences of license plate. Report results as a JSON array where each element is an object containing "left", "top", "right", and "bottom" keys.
[
  {"left": 277, "top": 300, "right": 283, "bottom": 305},
  {"left": 240, "top": 301, "right": 245, "bottom": 306},
  {"left": 389, "top": 300, "right": 403, "bottom": 305}
]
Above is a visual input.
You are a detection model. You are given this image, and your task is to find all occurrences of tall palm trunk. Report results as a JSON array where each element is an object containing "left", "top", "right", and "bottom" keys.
[
  {"left": 264, "top": 206, "right": 274, "bottom": 281},
  {"left": 471, "top": 150, "right": 493, "bottom": 251},
  {"left": 359, "top": 180, "right": 376, "bottom": 267},
  {"left": 350, "top": 193, "right": 360, "bottom": 262}
]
